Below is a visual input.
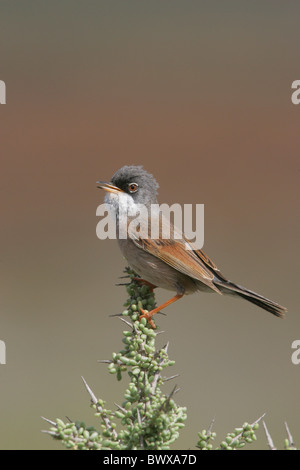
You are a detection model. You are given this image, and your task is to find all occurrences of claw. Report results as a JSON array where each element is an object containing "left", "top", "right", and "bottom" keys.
[
  {"left": 138, "top": 293, "right": 184, "bottom": 329},
  {"left": 139, "top": 308, "right": 156, "bottom": 329}
]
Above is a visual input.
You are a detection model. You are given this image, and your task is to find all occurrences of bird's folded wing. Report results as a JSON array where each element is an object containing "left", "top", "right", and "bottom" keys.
[
  {"left": 192, "top": 247, "right": 228, "bottom": 282},
  {"left": 132, "top": 235, "right": 221, "bottom": 294}
]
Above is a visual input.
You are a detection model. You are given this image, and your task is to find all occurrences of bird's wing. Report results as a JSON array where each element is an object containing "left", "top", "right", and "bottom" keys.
[
  {"left": 130, "top": 221, "right": 221, "bottom": 294},
  {"left": 192, "top": 247, "right": 228, "bottom": 282}
]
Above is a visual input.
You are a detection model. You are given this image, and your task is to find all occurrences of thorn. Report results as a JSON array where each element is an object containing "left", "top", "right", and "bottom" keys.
[
  {"left": 231, "top": 412, "right": 266, "bottom": 447},
  {"left": 249, "top": 412, "right": 266, "bottom": 430},
  {"left": 119, "top": 317, "right": 133, "bottom": 328},
  {"left": 41, "top": 416, "right": 56, "bottom": 426},
  {"left": 284, "top": 421, "right": 295, "bottom": 448},
  {"left": 154, "top": 342, "right": 169, "bottom": 363},
  {"left": 136, "top": 408, "right": 145, "bottom": 449},
  {"left": 207, "top": 416, "right": 215, "bottom": 436},
  {"left": 81, "top": 376, "right": 98, "bottom": 405},
  {"left": 114, "top": 402, "right": 127, "bottom": 414},
  {"left": 163, "top": 374, "right": 180, "bottom": 382},
  {"left": 81, "top": 377, "right": 118, "bottom": 440},
  {"left": 97, "top": 359, "right": 113, "bottom": 364},
  {"left": 154, "top": 311, "right": 167, "bottom": 317},
  {"left": 41, "top": 430, "right": 57, "bottom": 436},
  {"left": 136, "top": 408, "right": 142, "bottom": 426},
  {"left": 168, "top": 384, "right": 179, "bottom": 399},
  {"left": 263, "top": 420, "right": 277, "bottom": 450}
]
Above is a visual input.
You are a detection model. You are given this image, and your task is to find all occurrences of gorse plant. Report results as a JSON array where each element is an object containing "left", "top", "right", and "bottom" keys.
[
  {"left": 43, "top": 268, "right": 186, "bottom": 450},
  {"left": 42, "top": 268, "right": 296, "bottom": 450}
]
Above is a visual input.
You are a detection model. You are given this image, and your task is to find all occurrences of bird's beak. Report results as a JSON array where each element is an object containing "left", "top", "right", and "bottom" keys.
[{"left": 96, "top": 181, "right": 124, "bottom": 194}]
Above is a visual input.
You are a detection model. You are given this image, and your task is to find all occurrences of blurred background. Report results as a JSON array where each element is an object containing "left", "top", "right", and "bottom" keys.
[{"left": 0, "top": 1, "right": 299, "bottom": 449}]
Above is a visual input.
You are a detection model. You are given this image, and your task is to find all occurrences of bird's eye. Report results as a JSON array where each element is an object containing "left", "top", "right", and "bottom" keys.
[{"left": 128, "top": 182, "right": 138, "bottom": 193}]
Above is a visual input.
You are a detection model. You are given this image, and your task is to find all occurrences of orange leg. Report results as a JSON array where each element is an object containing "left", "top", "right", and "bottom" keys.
[
  {"left": 139, "top": 293, "right": 184, "bottom": 329},
  {"left": 133, "top": 277, "right": 157, "bottom": 293}
]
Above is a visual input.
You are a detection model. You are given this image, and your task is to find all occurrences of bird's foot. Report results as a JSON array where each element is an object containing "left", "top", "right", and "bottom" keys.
[{"left": 139, "top": 308, "right": 157, "bottom": 329}]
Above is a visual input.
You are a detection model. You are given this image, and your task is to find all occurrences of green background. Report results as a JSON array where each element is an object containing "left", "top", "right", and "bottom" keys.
[{"left": 0, "top": 1, "right": 299, "bottom": 449}]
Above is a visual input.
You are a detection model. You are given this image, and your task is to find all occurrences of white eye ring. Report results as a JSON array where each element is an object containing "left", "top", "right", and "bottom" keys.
[{"left": 128, "top": 182, "right": 139, "bottom": 193}]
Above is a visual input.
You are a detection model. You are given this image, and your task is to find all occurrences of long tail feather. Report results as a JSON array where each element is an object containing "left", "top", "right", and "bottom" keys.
[{"left": 217, "top": 281, "right": 287, "bottom": 318}]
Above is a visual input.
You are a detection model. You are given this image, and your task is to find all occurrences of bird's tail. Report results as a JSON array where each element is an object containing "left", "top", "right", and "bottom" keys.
[{"left": 217, "top": 280, "right": 287, "bottom": 318}]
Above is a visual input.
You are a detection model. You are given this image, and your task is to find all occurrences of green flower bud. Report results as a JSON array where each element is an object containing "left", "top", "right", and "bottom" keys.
[
  {"left": 56, "top": 419, "right": 65, "bottom": 428},
  {"left": 284, "top": 438, "right": 289, "bottom": 448}
]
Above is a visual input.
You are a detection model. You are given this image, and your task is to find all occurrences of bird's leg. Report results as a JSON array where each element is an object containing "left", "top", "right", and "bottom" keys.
[
  {"left": 139, "top": 293, "right": 184, "bottom": 329},
  {"left": 133, "top": 277, "right": 157, "bottom": 293}
]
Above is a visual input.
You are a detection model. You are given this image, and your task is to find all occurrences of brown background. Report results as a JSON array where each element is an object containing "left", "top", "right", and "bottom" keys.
[{"left": 0, "top": 1, "right": 299, "bottom": 449}]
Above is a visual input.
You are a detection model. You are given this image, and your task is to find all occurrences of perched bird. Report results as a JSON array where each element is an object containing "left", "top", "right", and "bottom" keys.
[{"left": 97, "top": 165, "right": 287, "bottom": 328}]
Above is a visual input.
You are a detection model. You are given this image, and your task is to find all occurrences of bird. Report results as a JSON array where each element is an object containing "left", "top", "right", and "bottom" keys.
[{"left": 97, "top": 165, "right": 287, "bottom": 328}]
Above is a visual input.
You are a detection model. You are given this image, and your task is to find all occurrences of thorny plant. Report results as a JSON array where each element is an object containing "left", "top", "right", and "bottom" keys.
[{"left": 42, "top": 268, "right": 297, "bottom": 450}]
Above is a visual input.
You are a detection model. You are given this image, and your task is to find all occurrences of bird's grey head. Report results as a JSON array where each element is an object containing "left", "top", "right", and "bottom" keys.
[
  {"left": 110, "top": 165, "right": 159, "bottom": 206},
  {"left": 97, "top": 165, "right": 159, "bottom": 221}
]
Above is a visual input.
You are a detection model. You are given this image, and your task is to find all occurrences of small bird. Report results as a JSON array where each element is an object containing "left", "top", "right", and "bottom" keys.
[{"left": 97, "top": 165, "right": 287, "bottom": 328}]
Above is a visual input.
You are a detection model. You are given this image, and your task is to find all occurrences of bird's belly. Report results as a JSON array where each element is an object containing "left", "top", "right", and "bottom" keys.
[{"left": 118, "top": 239, "right": 198, "bottom": 295}]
